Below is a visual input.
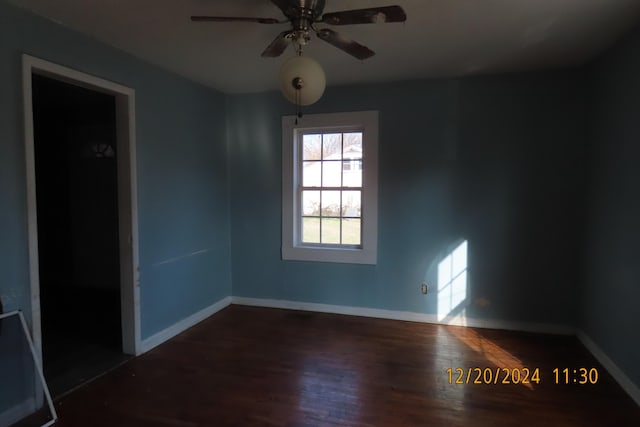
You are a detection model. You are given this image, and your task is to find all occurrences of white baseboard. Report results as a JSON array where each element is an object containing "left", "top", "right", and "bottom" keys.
[
  {"left": 577, "top": 330, "right": 640, "bottom": 406},
  {"left": 140, "top": 296, "right": 232, "bottom": 354},
  {"left": 230, "top": 297, "right": 574, "bottom": 335},
  {"left": 0, "top": 397, "right": 36, "bottom": 427}
]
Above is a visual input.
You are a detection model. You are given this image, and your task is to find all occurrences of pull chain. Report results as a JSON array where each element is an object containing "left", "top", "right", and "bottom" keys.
[
  {"left": 296, "top": 88, "right": 302, "bottom": 124},
  {"left": 293, "top": 41, "right": 304, "bottom": 124}
]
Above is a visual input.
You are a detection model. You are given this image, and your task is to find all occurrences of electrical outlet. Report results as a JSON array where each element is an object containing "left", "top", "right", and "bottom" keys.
[{"left": 421, "top": 284, "right": 428, "bottom": 294}]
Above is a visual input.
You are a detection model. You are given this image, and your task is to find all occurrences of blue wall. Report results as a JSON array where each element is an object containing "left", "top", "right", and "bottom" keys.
[
  {"left": 2, "top": 0, "right": 638, "bottom": 393},
  {"left": 584, "top": 25, "right": 640, "bottom": 390},
  {"left": 0, "top": 1, "right": 231, "bottom": 339},
  {"left": 227, "top": 71, "right": 586, "bottom": 325}
]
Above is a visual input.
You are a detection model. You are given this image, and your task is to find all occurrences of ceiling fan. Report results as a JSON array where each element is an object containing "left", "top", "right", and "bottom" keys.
[{"left": 191, "top": 0, "right": 407, "bottom": 60}]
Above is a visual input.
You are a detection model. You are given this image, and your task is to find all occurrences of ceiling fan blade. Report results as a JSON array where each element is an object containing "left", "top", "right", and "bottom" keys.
[
  {"left": 270, "top": 0, "right": 294, "bottom": 17},
  {"left": 316, "top": 28, "right": 375, "bottom": 60},
  {"left": 191, "top": 16, "right": 282, "bottom": 24},
  {"left": 320, "top": 6, "right": 407, "bottom": 25},
  {"left": 261, "top": 31, "right": 293, "bottom": 57}
]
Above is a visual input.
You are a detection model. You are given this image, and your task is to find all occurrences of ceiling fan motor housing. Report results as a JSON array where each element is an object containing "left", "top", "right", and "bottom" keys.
[{"left": 285, "top": 0, "right": 325, "bottom": 31}]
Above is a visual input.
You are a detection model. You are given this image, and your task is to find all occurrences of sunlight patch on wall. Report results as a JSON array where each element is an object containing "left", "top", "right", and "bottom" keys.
[{"left": 437, "top": 240, "right": 468, "bottom": 322}]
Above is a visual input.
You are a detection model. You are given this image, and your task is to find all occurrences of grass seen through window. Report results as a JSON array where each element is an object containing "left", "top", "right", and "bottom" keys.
[{"left": 302, "top": 217, "right": 361, "bottom": 245}]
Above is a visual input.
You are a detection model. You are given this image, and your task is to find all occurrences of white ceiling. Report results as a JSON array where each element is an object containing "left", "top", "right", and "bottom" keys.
[{"left": 10, "top": 0, "right": 640, "bottom": 94}]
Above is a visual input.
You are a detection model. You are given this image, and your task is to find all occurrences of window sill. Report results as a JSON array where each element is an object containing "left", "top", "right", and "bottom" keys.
[{"left": 282, "top": 245, "right": 377, "bottom": 265}]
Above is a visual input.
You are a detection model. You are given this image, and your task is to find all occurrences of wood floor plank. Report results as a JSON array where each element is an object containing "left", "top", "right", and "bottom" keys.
[{"left": 53, "top": 305, "right": 640, "bottom": 426}]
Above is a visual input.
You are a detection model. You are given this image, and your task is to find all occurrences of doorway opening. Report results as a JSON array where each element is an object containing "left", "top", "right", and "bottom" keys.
[
  {"left": 23, "top": 55, "right": 140, "bottom": 398},
  {"left": 33, "top": 74, "right": 126, "bottom": 396}
]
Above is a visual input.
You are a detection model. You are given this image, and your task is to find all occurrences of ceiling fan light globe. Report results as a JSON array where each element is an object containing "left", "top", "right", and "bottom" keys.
[{"left": 279, "top": 55, "right": 326, "bottom": 106}]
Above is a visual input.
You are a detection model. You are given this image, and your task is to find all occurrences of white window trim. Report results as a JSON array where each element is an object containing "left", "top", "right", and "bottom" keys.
[{"left": 282, "top": 111, "right": 378, "bottom": 265}]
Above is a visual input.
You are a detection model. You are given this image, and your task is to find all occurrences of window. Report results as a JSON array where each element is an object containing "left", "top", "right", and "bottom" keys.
[{"left": 282, "top": 111, "right": 378, "bottom": 264}]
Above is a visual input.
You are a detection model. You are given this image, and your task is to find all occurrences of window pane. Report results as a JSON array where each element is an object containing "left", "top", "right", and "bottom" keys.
[
  {"left": 342, "top": 218, "right": 361, "bottom": 245},
  {"left": 302, "top": 217, "right": 320, "bottom": 243},
  {"left": 302, "top": 191, "right": 320, "bottom": 216},
  {"left": 343, "top": 132, "right": 362, "bottom": 159},
  {"left": 322, "top": 161, "right": 342, "bottom": 187},
  {"left": 303, "top": 134, "right": 322, "bottom": 160},
  {"left": 341, "top": 191, "right": 361, "bottom": 217},
  {"left": 321, "top": 218, "right": 341, "bottom": 244},
  {"left": 321, "top": 191, "right": 341, "bottom": 217},
  {"left": 322, "top": 133, "right": 342, "bottom": 160},
  {"left": 303, "top": 161, "right": 321, "bottom": 187},
  {"left": 343, "top": 160, "right": 362, "bottom": 187}
]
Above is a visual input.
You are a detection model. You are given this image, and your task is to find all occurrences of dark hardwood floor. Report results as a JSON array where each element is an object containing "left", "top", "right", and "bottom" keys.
[{"left": 53, "top": 305, "right": 640, "bottom": 426}]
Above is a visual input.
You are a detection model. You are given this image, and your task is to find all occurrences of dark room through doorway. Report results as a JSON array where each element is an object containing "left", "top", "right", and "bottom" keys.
[{"left": 32, "top": 74, "right": 130, "bottom": 397}]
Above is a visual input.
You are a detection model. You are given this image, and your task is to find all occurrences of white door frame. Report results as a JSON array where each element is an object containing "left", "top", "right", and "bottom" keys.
[{"left": 22, "top": 54, "right": 141, "bottom": 359}]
